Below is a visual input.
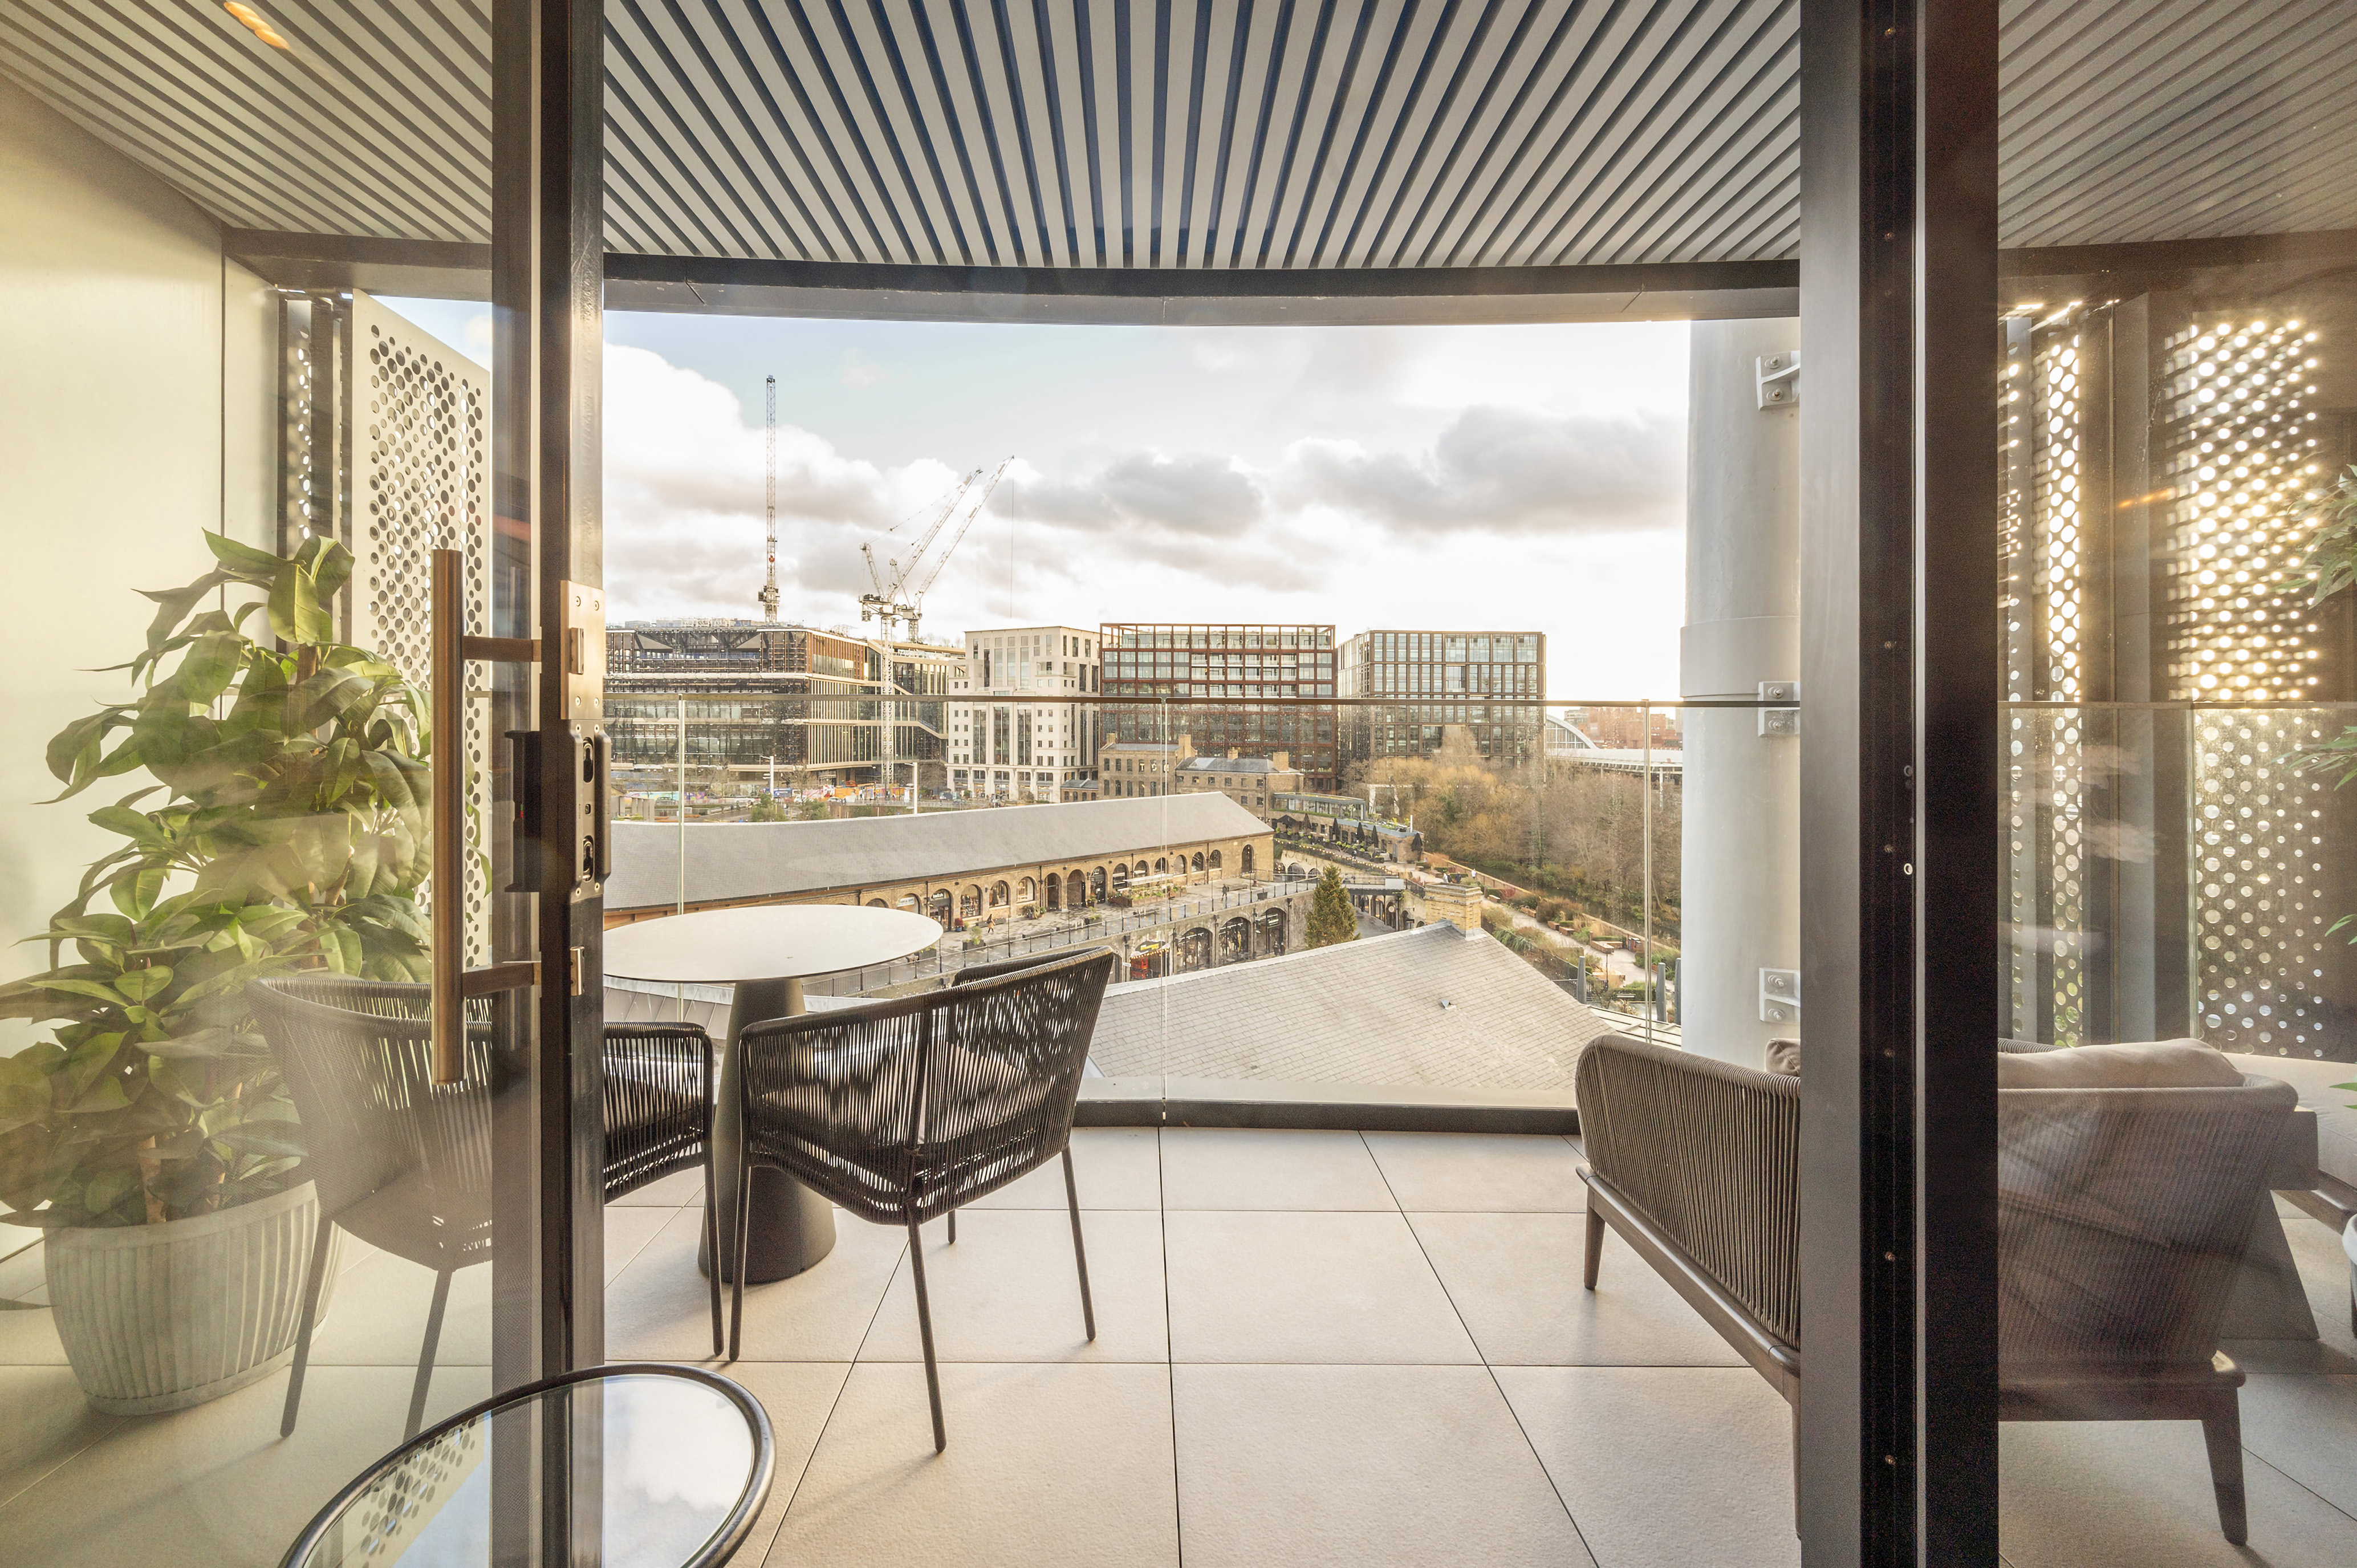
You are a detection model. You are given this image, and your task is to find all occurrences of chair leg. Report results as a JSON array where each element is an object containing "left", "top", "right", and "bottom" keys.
[
  {"left": 907, "top": 1208, "right": 946, "bottom": 1452},
  {"left": 702, "top": 1148, "right": 723, "bottom": 1358},
  {"left": 947, "top": 1207, "right": 956, "bottom": 1244},
  {"left": 280, "top": 1212, "right": 335, "bottom": 1439},
  {"left": 1062, "top": 1145, "right": 1096, "bottom": 1341},
  {"left": 2200, "top": 1395, "right": 2249, "bottom": 1545},
  {"left": 1583, "top": 1208, "right": 1607, "bottom": 1290},
  {"left": 406, "top": 1269, "right": 452, "bottom": 1441},
  {"left": 728, "top": 1151, "right": 751, "bottom": 1363}
]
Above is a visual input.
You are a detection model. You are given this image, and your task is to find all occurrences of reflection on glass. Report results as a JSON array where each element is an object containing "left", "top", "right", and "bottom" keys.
[
  {"left": 294, "top": 1374, "right": 760, "bottom": 1568},
  {"left": 1993, "top": 30, "right": 2356, "bottom": 1545}
]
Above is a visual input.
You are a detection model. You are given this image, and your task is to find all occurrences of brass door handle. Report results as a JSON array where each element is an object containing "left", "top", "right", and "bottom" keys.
[
  {"left": 430, "top": 551, "right": 546, "bottom": 1083},
  {"left": 430, "top": 550, "right": 466, "bottom": 1083}
]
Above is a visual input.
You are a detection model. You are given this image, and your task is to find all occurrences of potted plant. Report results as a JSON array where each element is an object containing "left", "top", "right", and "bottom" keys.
[{"left": 0, "top": 534, "right": 432, "bottom": 1412}]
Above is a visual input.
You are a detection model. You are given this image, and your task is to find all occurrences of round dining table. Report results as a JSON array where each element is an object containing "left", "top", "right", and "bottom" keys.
[{"left": 605, "top": 904, "right": 943, "bottom": 1283}]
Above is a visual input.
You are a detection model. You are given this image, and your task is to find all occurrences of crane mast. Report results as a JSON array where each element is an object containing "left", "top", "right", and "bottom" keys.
[
  {"left": 900, "top": 458, "right": 1010, "bottom": 641},
  {"left": 757, "top": 375, "right": 781, "bottom": 623}
]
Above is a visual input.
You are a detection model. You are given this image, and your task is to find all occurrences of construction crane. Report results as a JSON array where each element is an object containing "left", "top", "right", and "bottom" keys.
[
  {"left": 858, "top": 464, "right": 987, "bottom": 640},
  {"left": 897, "top": 459, "right": 1009, "bottom": 643},
  {"left": 757, "top": 375, "right": 781, "bottom": 623}
]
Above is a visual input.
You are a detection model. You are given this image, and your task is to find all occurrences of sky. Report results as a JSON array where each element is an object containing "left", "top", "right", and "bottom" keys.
[{"left": 385, "top": 300, "right": 1690, "bottom": 697}]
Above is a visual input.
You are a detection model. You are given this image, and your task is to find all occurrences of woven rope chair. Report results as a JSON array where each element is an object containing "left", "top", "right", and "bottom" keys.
[
  {"left": 1575, "top": 1031, "right": 2297, "bottom": 1543},
  {"left": 250, "top": 977, "right": 721, "bottom": 1443},
  {"left": 726, "top": 947, "right": 1116, "bottom": 1450}
]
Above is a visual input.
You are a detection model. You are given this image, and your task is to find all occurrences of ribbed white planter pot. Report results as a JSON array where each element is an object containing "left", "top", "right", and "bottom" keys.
[{"left": 44, "top": 1179, "right": 340, "bottom": 1414}]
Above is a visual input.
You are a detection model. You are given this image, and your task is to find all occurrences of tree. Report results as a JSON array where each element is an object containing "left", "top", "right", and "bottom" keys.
[{"left": 1306, "top": 865, "right": 1357, "bottom": 949}]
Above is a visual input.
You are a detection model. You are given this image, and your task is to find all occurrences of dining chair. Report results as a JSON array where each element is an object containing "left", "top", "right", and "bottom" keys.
[
  {"left": 725, "top": 947, "right": 1116, "bottom": 1451},
  {"left": 250, "top": 977, "right": 722, "bottom": 1442}
]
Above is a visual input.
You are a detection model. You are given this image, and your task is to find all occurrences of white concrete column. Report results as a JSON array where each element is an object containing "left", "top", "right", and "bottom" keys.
[{"left": 1680, "top": 319, "right": 1802, "bottom": 1066}]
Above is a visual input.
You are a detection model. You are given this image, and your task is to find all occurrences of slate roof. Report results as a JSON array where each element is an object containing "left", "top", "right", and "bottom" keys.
[
  {"left": 1178, "top": 756, "right": 1286, "bottom": 777},
  {"left": 1088, "top": 925, "right": 1608, "bottom": 1093},
  {"left": 608, "top": 795, "right": 1267, "bottom": 912}
]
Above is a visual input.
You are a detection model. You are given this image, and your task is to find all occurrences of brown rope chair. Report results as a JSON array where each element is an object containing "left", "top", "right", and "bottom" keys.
[
  {"left": 250, "top": 977, "right": 721, "bottom": 1442},
  {"left": 1575, "top": 1030, "right": 2297, "bottom": 1543},
  {"left": 726, "top": 947, "right": 1116, "bottom": 1451}
]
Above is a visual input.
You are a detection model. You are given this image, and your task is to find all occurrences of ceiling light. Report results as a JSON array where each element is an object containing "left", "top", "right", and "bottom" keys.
[{"left": 224, "top": 3, "right": 290, "bottom": 49}]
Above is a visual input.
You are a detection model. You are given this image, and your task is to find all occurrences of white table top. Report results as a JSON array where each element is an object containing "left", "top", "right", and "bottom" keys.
[{"left": 604, "top": 905, "right": 943, "bottom": 985}]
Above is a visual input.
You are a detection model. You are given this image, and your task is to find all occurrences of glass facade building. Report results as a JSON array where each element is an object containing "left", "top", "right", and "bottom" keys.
[
  {"left": 1338, "top": 629, "right": 1546, "bottom": 764},
  {"left": 1099, "top": 623, "right": 1339, "bottom": 789}
]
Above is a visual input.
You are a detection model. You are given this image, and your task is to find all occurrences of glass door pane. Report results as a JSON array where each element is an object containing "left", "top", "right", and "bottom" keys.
[
  {"left": 0, "top": 9, "right": 528, "bottom": 1562},
  {"left": 1993, "top": 7, "right": 2357, "bottom": 1554}
]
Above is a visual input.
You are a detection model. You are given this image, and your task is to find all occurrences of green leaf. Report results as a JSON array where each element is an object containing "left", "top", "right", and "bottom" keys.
[
  {"left": 299, "top": 537, "right": 356, "bottom": 602},
  {"left": 43, "top": 708, "right": 128, "bottom": 791},
  {"left": 34, "top": 978, "right": 127, "bottom": 1008},
  {"left": 267, "top": 562, "right": 329, "bottom": 647},
  {"left": 113, "top": 966, "right": 172, "bottom": 1002},
  {"left": 203, "top": 531, "right": 287, "bottom": 580}
]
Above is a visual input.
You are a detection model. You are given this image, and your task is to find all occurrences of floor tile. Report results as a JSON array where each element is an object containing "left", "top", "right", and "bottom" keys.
[
  {"left": 615, "top": 1167, "right": 705, "bottom": 1207},
  {"left": 763, "top": 1363, "right": 1178, "bottom": 1568},
  {"left": 1164, "top": 1210, "right": 1477, "bottom": 1364},
  {"left": 861, "top": 1209, "right": 1167, "bottom": 1363},
  {"left": 0, "top": 1366, "right": 122, "bottom": 1509},
  {"left": 0, "top": 1303, "right": 66, "bottom": 1365},
  {"left": 1174, "top": 1363, "right": 1593, "bottom": 1568},
  {"left": 1497, "top": 1366, "right": 1798, "bottom": 1568},
  {"left": 1409, "top": 1212, "right": 1746, "bottom": 1367},
  {"left": 0, "top": 1364, "right": 492, "bottom": 1567},
  {"left": 608, "top": 1205, "right": 903, "bottom": 1364},
  {"left": 964, "top": 1128, "right": 1163, "bottom": 1210},
  {"left": 1364, "top": 1132, "right": 1589, "bottom": 1212},
  {"left": 0, "top": 1241, "right": 43, "bottom": 1304},
  {"left": 2221, "top": 1372, "right": 2357, "bottom": 1522},
  {"left": 1159, "top": 1129, "right": 1397, "bottom": 1210},
  {"left": 1999, "top": 1419, "right": 2357, "bottom": 1567},
  {"left": 305, "top": 1248, "right": 494, "bottom": 1368},
  {"left": 604, "top": 1203, "right": 679, "bottom": 1284},
  {"left": 695, "top": 1361, "right": 852, "bottom": 1567}
]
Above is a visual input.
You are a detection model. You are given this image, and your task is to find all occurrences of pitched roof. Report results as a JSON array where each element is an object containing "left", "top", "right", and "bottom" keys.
[
  {"left": 608, "top": 794, "right": 1267, "bottom": 912},
  {"left": 1178, "top": 756, "right": 1285, "bottom": 776},
  {"left": 1088, "top": 925, "right": 1608, "bottom": 1093}
]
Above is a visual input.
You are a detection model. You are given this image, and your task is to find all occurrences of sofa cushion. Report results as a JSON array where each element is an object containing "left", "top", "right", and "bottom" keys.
[{"left": 1995, "top": 1039, "right": 2243, "bottom": 1090}]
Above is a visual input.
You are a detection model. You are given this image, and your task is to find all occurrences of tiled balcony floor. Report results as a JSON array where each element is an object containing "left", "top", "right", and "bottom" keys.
[{"left": 3, "top": 1128, "right": 2355, "bottom": 1566}]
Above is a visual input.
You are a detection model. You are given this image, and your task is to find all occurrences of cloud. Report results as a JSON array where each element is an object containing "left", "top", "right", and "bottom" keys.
[
  {"left": 998, "top": 451, "right": 1265, "bottom": 535},
  {"left": 1285, "top": 405, "right": 1682, "bottom": 537},
  {"left": 838, "top": 348, "right": 893, "bottom": 388},
  {"left": 600, "top": 344, "right": 956, "bottom": 621}
]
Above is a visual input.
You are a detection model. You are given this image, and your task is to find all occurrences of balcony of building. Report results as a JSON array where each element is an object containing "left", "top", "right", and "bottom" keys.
[{"left": 7, "top": 1119, "right": 2352, "bottom": 1568}]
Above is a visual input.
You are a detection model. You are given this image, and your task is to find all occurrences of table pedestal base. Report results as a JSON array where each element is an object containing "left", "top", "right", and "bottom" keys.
[
  {"left": 698, "top": 1169, "right": 837, "bottom": 1284},
  {"left": 708, "top": 974, "right": 841, "bottom": 1284}
]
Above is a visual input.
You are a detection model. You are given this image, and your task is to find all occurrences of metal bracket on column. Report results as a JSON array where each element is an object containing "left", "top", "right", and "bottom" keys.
[
  {"left": 1755, "top": 352, "right": 1800, "bottom": 409},
  {"left": 1760, "top": 968, "right": 1801, "bottom": 1024},
  {"left": 1758, "top": 680, "right": 1801, "bottom": 736}
]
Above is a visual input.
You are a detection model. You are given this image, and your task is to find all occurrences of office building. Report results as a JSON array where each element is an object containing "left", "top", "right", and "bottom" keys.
[
  {"left": 946, "top": 624, "right": 1100, "bottom": 801},
  {"left": 1099, "top": 622, "right": 1338, "bottom": 788},
  {"left": 1338, "top": 629, "right": 1546, "bottom": 764}
]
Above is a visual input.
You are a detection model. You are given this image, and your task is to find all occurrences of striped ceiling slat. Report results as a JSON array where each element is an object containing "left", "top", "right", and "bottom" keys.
[{"left": 3, "top": 0, "right": 2352, "bottom": 271}]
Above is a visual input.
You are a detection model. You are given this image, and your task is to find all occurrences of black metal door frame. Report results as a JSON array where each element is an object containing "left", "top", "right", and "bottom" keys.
[
  {"left": 487, "top": 0, "right": 607, "bottom": 1393},
  {"left": 1798, "top": 2, "right": 2001, "bottom": 1564}
]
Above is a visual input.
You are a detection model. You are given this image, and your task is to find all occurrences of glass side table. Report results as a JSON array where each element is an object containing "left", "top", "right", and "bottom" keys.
[{"left": 280, "top": 1363, "right": 775, "bottom": 1568}]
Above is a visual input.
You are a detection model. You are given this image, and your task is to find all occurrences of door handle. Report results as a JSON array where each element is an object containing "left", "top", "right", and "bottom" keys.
[{"left": 429, "top": 549, "right": 545, "bottom": 1083}]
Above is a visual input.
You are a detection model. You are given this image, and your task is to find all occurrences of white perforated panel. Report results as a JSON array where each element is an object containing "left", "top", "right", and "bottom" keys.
[
  {"left": 2162, "top": 312, "right": 2340, "bottom": 1057},
  {"left": 2002, "top": 313, "right": 2090, "bottom": 1045},
  {"left": 346, "top": 291, "right": 492, "bottom": 968}
]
